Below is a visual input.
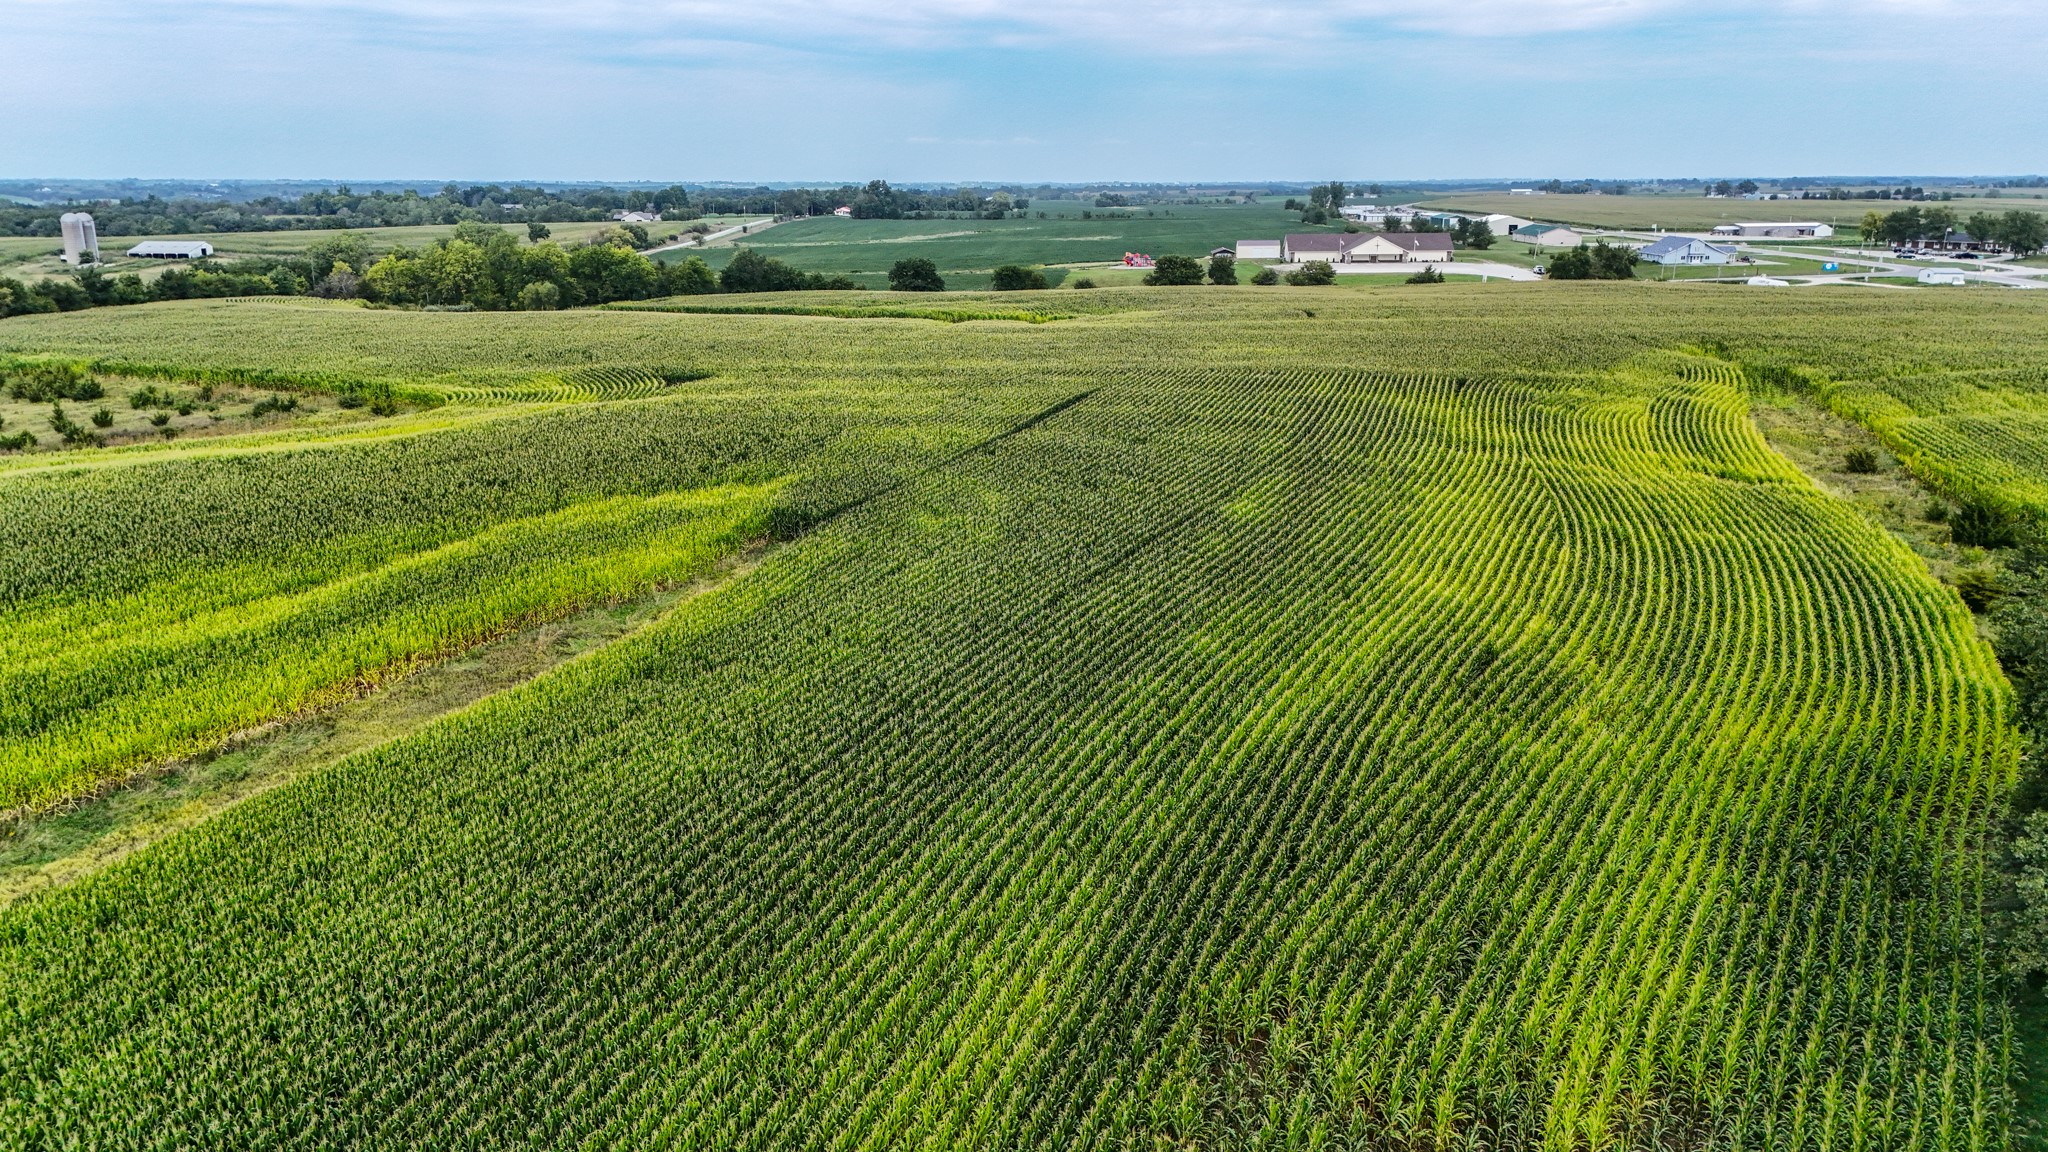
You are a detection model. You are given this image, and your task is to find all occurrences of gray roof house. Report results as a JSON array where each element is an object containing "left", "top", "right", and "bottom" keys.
[{"left": 1637, "top": 236, "right": 1737, "bottom": 266}]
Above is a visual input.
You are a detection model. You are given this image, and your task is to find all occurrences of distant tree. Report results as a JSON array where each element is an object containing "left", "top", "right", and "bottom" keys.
[
  {"left": 990, "top": 264, "right": 1048, "bottom": 291},
  {"left": 662, "top": 255, "right": 719, "bottom": 295},
  {"left": 1965, "top": 213, "right": 2002, "bottom": 245},
  {"left": 1737, "top": 180, "right": 1759, "bottom": 195},
  {"left": 1144, "top": 255, "right": 1206, "bottom": 286},
  {"left": 1381, "top": 214, "right": 1406, "bottom": 233},
  {"left": 569, "top": 242, "right": 661, "bottom": 302},
  {"left": 1459, "top": 220, "right": 1495, "bottom": 250},
  {"left": 1546, "top": 248, "right": 1595, "bottom": 279},
  {"left": 1249, "top": 266, "right": 1279, "bottom": 286},
  {"left": 722, "top": 248, "right": 810, "bottom": 293},
  {"left": 527, "top": 222, "right": 551, "bottom": 242},
  {"left": 1921, "top": 206, "right": 1959, "bottom": 240},
  {"left": 515, "top": 281, "right": 562, "bottom": 310},
  {"left": 1860, "top": 211, "right": 1889, "bottom": 245},
  {"left": 2001, "top": 211, "right": 2048, "bottom": 257},
  {"left": 1285, "top": 260, "right": 1336, "bottom": 286},
  {"left": 852, "top": 180, "right": 905, "bottom": 220},
  {"left": 305, "top": 232, "right": 372, "bottom": 281},
  {"left": 1588, "top": 241, "right": 1638, "bottom": 279},
  {"left": 888, "top": 257, "right": 945, "bottom": 292},
  {"left": 1207, "top": 254, "right": 1238, "bottom": 285}
]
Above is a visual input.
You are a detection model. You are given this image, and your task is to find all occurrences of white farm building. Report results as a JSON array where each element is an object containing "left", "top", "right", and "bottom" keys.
[
  {"left": 1711, "top": 222, "right": 1835, "bottom": 239},
  {"left": 1918, "top": 268, "right": 1968, "bottom": 286},
  {"left": 1637, "top": 236, "right": 1738, "bottom": 266},
  {"left": 1235, "top": 239, "right": 1282, "bottom": 261},
  {"left": 1514, "top": 224, "right": 1584, "bottom": 248},
  {"left": 127, "top": 240, "right": 215, "bottom": 259}
]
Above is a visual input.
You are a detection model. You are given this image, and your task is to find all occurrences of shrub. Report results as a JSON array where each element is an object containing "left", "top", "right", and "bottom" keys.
[
  {"left": 0, "top": 430, "right": 33, "bottom": 451},
  {"left": 1250, "top": 267, "right": 1280, "bottom": 286},
  {"left": 91, "top": 408, "right": 114, "bottom": 429},
  {"left": 1069, "top": 277, "right": 1097, "bottom": 290},
  {"left": 1845, "top": 447, "right": 1880, "bottom": 473},
  {"left": 990, "top": 265, "right": 1049, "bottom": 292},
  {"left": 516, "top": 281, "right": 564, "bottom": 311},
  {"left": 251, "top": 394, "right": 300, "bottom": 418},
  {"left": 1956, "top": 567, "right": 2003, "bottom": 613},
  {"left": 1406, "top": 266, "right": 1445, "bottom": 284},
  {"left": 150, "top": 412, "right": 171, "bottom": 427},
  {"left": 1286, "top": 261, "right": 1336, "bottom": 286},
  {"left": 1143, "top": 255, "right": 1206, "bottom": 286},
  {"left": 888, "top": 258, "right": 946, "bottom": 292},
  {"left": 1208, "top": 255, "right": 1238, "bottom": 285},
  {"left": 1951, "top": 498, "right": 2018, "bottom": 549}
]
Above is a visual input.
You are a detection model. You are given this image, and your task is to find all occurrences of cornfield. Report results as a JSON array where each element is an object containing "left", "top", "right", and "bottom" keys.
[{"left": 0, "top": 283, "right": 2039, "bottom": 1148}]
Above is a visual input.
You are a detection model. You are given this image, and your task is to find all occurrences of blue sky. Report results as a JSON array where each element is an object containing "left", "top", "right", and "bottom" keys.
[{"left": 2, "top": 0, "right": 2043, "bottom": 182}]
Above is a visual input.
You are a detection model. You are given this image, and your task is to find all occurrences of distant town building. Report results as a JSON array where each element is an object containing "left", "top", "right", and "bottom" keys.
[
  {"left": 1637, "top": 236, "right": 1738, "bottom": 266},
  {"left": 1711, "top": 222, "right": 1835, "bottom": 239},
  {"left": 1918, "top": 268, "right": 1967, "bottom": 286},
  {"left": 59, "top": 212, "right": 99, "bottom": 265},
  {"left": 1235, "top": 239, "right": 1282, "bottom": 261},
  {"left": 610, "top": 210, "right": 661, "bottom": 223},
  {"left": 1514, "top": 224, "right": 1585, "bottom": 248},
  {"left": 126, "top": 240, "right": 215, "bottom": 259},
  {"left": 1480, "top": 213, "right": 1535, "bottom": 234},
  {"left": 1509, "top": 188, "right": 1545, "bottom": 195},
  {"left": 832, "top": 206, "right": 853, "bottom": 217}
]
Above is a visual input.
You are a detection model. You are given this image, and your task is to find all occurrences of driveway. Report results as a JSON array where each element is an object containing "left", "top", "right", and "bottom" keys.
[{"left": 1272, "top": 261, "right": 1540, "bottom": 282}]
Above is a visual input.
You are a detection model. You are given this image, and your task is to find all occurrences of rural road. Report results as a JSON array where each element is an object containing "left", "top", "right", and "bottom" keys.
[
  {"left": 1272, "top": 261, "right": 1540, "bottom": 282},
  {"left": 645, "top": 217, "right": 778, "bottom": 255}
]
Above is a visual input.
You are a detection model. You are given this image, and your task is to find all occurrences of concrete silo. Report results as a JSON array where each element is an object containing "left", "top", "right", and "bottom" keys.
[{"left": 60, "top": 213, "right": 100, "bottom": 265}]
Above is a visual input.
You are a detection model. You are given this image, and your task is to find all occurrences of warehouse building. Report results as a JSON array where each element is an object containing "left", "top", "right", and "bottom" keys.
[
  {"left": 1711, "top": 222, "right": 1835, "bottom": 239},
  {"left": 1235, "top": 239, "right": 1282, "bottom": 261},
  {"left": 1514, "top": 224, "right": 1585, "bottom": 248},
  {"left": 127, "top": 240, "right": 216, "bottom": 259}
]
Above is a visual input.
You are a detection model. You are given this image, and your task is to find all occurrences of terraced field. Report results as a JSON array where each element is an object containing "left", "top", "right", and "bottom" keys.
[{"left": 0, "top": 284, "right": 2043, "bottom": 1148}]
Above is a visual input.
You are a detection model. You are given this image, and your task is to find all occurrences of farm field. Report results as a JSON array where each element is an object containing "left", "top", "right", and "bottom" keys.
[
  {"left": 669, "top": 201, "right": 1323, "bottom": 288},
  {"left": 1421, "top": 192, "right": 2048, "bottom": 233},
  {"left": 1, "top": 285, "right": 2047, "bottom": 1147}
]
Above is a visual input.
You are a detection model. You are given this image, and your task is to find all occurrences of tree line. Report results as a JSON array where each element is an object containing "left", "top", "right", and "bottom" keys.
[{"left": 1858, "top": 206, "right": 2047, "bottom": 255}]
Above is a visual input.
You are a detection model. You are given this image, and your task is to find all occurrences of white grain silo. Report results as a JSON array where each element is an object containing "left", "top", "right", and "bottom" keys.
[{"left": 60, "top": 213, "right": 100, "bottom": 265}]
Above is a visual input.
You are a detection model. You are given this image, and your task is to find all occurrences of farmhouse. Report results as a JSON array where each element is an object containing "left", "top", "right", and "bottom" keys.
[
  {"left": 126, "top": 240, "right": 214, "bottom": 259},
  {"left": 1280, "top": 233, "right": 1453, "bottom": 264},
  {"left": 1918, "top": 268, "right": 1967, "bottom": 286},
  {"left": 610, "top": 210, "right": 660, "bottom": 223},
  {"left": 1711, "top": 222, "right": 1835, "bottom": 239},
  {"left": 1637, "top": 235, "right": 1737, "bottom": 266},
  {"left": 832, "top": 206, "right": 853, "bottom": 218},
  {"left": 1515, "top": 224, "right": 1584, "bottom": 248},
  {"left": 1236, "top": 239, "right": 1282, "bottom": 260}
]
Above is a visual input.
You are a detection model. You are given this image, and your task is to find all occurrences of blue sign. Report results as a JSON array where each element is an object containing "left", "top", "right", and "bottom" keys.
[{"left": 1822, "top": 262, "right": 1840, "bottom": 272}]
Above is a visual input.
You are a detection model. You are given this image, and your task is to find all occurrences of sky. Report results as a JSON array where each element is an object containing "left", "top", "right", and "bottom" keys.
[{"left": 2, "top": 0, "right": 2044, "bottom": 183}]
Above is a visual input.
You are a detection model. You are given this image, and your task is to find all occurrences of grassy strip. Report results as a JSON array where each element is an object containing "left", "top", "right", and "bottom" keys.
[{"left": 608, "top": 300, "right": 1076, "bottom": 324}]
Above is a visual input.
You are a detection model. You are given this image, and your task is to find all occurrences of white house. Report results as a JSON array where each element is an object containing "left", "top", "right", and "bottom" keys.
[
  {"left": 1236, "top": 239, "right": 1282, "bottom": 261},
  {"left": 1711, "top": 222, "right": 1835, "bottom": 239},
  {"left": 832, "top": 206, "right": 853, "bottom": 218},
  {"left": 1918, "top": 267, "right": 1967, "bottom": 286},
  {"left": 127, "top": 240, "right": 214, "bottom": 259},
  {"left": 1637, "top": 235, "right": 1737, "bottom": 266},
  {"left": 610, "top": 210, "right": 661, "bottom": 223},
  {"left": 1515, "top": 224, "right": 1585, "bottom": 248}
]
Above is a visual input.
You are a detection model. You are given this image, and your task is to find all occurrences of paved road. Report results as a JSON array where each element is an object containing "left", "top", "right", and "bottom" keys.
[
  {"left": 645, "top": 217, "right": 778, "bottom": 256},
  {"left": 1272, "top": 261, "right": 1541, "bottom": 282}
]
